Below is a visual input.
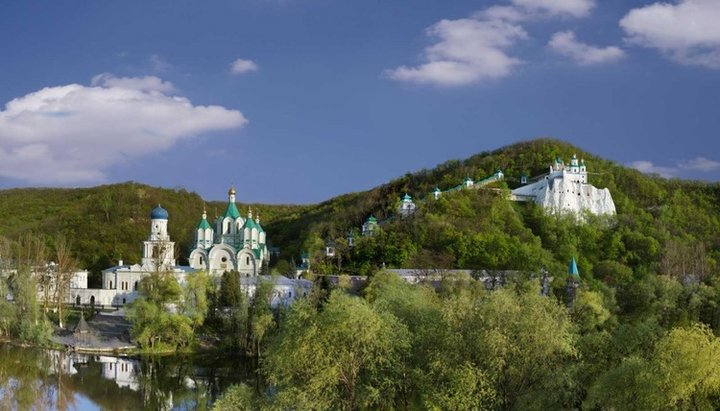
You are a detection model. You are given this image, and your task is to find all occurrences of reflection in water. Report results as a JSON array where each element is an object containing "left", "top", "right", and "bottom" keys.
[{"left": 0, "top": 344, "right": 256, "bottom": 410}]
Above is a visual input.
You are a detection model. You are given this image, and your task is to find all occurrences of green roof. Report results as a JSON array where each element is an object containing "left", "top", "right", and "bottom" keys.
[
  {"left": 366, "top": 215, "right": 377, "bottom": 224},
  {"left": 402, "top": 193, "right": 412, "bottom": 201},
  {"left": 243, "top": 217, "right": 258, "bottom": 230},
  {"left": 197, "top": 217, "right": 211, "bottom": 229},
  {"left": 223, "top": 201, "right": 241, "bottom": 219},
  {"left": 568, "top": 257, "right": 580, "bottom": 278}
]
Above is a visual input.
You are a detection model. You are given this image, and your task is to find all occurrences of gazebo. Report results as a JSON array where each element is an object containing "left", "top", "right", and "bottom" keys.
[{"left": 73, "top": 312, "right": 91, "bottom": 344}]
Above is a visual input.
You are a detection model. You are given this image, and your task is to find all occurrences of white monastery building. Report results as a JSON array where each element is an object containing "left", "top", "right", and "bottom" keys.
[
  {"left": 510, "top": 154, "right": 616, "bottom": 216},
  {"left": 69, "top": 188, "right": 308, "bottom": 309}
]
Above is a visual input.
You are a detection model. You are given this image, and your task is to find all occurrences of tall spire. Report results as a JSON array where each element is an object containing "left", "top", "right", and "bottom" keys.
[
  {"left": 223, "top": 185, "right": 241, "bottom": 219},
  {"left": 568, "top": 256, "right": 580, "bottom": 278}
]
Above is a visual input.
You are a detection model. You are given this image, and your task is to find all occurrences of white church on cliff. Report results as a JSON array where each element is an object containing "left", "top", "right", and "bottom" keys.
[{"left": 510, "top": 154, "right": 616, "bottom": 216}]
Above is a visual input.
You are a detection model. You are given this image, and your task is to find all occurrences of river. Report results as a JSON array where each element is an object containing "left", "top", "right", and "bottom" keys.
[{"left": 0, "top": 344, "right": 257, "bottom": 410}]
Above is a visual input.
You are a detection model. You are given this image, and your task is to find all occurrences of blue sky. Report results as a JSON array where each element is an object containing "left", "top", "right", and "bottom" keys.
[{"left": 0, "top": 0, "right": 718, "bottom": 204}]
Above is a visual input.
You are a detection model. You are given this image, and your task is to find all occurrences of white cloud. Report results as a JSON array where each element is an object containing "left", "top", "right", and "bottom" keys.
[
  {"left": 387, "top": 0, "right": 596, "bottom": 86},
  {"left": 630, "top": 157, "right": 720, "bottom": 178},
  {"left": 511, "top": 0, "right": 595, "bottom": 18},
  {"left": 230, "top": 59, "right": 259, "bottom": 75},
  {"left": 0, "top": 76, "right": 247, "bottom": 184},
  {"left": 91, "top": 73, "right": 176, "bottom": 93},
  {"left": 620, "top": 0, "right": 720, "bottom": 68},
  {"left": 679, "top": 157, "right": 720, "bottom": 172},
  {"left": 549, "top": 31, "right": 625, "bottom": 65},
  {"left": 385, "top": 18, "right": 527, "bottom": 86}
]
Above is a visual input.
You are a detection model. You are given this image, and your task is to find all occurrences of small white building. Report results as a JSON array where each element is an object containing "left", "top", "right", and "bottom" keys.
[
  {"left": 361, "top": 215, "right": 378, "bottom": 237},
  {"left": 398, "top": 194, "right": 416, "bottom": 217}
]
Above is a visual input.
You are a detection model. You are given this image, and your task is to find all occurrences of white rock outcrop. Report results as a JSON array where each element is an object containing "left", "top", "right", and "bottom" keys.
[
  {"left": 510, "top": 155, "right": 616, "bottom": 217},
  {"left": 536, "top": 176, "right": 616, "bottom": 216}
]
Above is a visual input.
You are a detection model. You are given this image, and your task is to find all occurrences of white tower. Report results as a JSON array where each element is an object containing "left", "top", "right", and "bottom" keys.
[{"left": 142, "top": 205, "right": 176, "bottom": 270}]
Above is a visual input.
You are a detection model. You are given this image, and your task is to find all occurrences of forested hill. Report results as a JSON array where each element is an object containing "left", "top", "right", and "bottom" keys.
[
  {"left": 1, "top": 138, "right": 719, "bottom": 284},
  {"left": 269, "top": 138, "right": 720, "bottom": 280},
  {"left": 0, "top": 182, "right": 309, "bottom": 275}
]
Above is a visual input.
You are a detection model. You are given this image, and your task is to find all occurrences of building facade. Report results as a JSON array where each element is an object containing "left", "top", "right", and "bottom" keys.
[{"left": 188, "top": 187, "right": 269, "bottom": 276}]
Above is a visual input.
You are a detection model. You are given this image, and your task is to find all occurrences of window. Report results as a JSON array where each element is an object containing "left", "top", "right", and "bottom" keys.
[
  {"left": 109, "top": 280, "right": 113, "bottom": 289},
  {"left": 246, "top": 256, "right": 250, "bottom": 265}
]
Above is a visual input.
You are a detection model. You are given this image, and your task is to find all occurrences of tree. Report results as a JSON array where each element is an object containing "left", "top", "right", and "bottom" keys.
[
  {"left": 126, "top": 269, "right": 191, "bottom": 350},
  {"left": 436, "top": 288, "right": 577, "bottom": 410},
  {"left": 263, "top": 292, "right": 409, "bottom": 410},
  {"left": 249, "top": 278, "right": 275, "bottom": 358},
  {"left": 219, "top": 271, "right": 242, "bottom": 308},
  {"left": 180, "top": 271, "right": 211, "bottom": 332},
  {"left": 52, "top": 235, "right": 78, "bottom": 329},
  {"left": 587, "top": 324, "right": 720, "bottom": 410},
  {"left": 211, "top": 384, "right": 258, "bottom": 410}
]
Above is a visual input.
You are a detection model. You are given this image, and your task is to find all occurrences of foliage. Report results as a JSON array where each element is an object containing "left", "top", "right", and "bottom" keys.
[{"left": 126, "top": 270, "right": 193, "bottom": 350}]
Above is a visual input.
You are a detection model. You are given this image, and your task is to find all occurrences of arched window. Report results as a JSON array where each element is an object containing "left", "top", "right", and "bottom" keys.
[
  {"left": 246, "top": 256, "right": 250, "bottom": 265},
  {"left": 134, "top": 281, "right": 138, "bottom": 291},
  {"left": 109, "top": 280, "right": 113, "bottom": 289},
  {"left": 76, "top": 295, "right": 81, "bottom": 305}
]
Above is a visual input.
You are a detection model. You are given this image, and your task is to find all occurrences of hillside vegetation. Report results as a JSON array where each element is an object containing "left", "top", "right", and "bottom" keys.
[{"left": 1, "top": 138, "right": 718, "bottom": 284}]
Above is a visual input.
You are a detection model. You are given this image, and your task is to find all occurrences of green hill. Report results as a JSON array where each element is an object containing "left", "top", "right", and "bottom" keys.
[{"left": 1, "top": 138, "right": 718, "bottom": 285}]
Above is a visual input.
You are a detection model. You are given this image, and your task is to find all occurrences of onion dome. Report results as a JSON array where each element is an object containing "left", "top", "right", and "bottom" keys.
[{"left": 150, "top": 205, "right": 169, "bottom": 220}]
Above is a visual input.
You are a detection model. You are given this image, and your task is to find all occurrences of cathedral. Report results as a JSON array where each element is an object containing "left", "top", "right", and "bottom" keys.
[
  {"left": 68, "top": 188, "right": 303, "bottom": 309},
  {"left": 188, "top": 186, "right": 269, "bottom": 276}
]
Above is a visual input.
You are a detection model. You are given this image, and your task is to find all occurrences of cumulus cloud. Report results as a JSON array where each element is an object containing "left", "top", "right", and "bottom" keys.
[
  {"left": 385, "top": 18, "right": 527, "bottom": 86},
  {"left": 0, "top": 76, "right": 247, "bottom": 184},
  {"left": 230, "top": 58, "right": 259, "bottom": 75},
  {"left": 549, "top": 31, "right": 625, "bottom": 65},
  {"left": 620, "top": 0, "right": 720, "bottom": 68},
  {"left": 630, "top": 157, "right": 720, "bottom": 178},
  {"left": 386, "top": 0, "right": 596, "bottom": 86}
]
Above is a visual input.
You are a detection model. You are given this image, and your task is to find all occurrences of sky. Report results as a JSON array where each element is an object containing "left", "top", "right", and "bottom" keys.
[{"left": 0, "top": 0, "right": 719, "bottom": 204}]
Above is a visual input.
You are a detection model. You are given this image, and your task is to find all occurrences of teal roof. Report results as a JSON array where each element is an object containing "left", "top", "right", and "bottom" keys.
[
  {"left": 556, "top": 156, "right": 562, "bottom": 163},
  {"left": 568, "top": 257, "right": 580, "bottom": 278},
  {"left": 464, "top": 177, "right": 473, "bottom": 182},
  {"left": 434, "top": 187, "right": 441, "bottom": 192},
  {"left": 223, "top": 201, "right": 241, "bottom": 219},
  {"left": 243, "top": 217, "right": 258, "bottom": 230},
  {"left": 366, "top": 215, "right": 377, "bottom": 224},
  {"left": 257, "top": 221, "right": 265, "bottom": 233},
  {"left": 402, "top": 193, "right": 412, "bottom": 201},
  {"left": 197, "top": 216, "right": 211, "bottom": 229}
]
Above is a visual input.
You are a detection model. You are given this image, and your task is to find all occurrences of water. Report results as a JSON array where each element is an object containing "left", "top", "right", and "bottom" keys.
[{"left": 0, "top": 344, "right": 257, "bottom": 410}]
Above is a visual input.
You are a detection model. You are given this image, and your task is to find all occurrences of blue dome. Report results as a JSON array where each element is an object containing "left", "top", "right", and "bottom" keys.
[{"left": 150, "top": 205, "right": 169, "bottom": 220}]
